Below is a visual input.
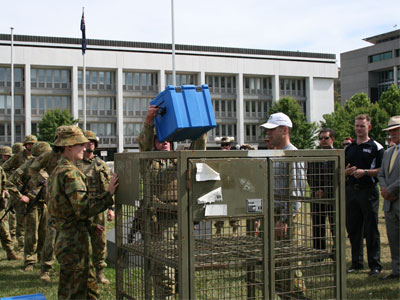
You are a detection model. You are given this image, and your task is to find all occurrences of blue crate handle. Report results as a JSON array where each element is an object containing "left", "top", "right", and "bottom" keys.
[{"left": 155, "top": 101, "right": 166, "bottom": 116}]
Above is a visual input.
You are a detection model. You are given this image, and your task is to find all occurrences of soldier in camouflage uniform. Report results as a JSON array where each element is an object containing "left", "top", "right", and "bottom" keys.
[
  {"left": 0, "top": 146, "right": 13, "bottom": 166},
  {"left": 137, "top": 105, "right": 207, "bottom": 299},
  {"left": 0, "top": 165, "right": 22, "bottom": 260},
  {"left": 76, "top": 130, "right": 114, "bottom": 285},
  {"left": 28, "top": 140, "right": 62, "bottom": 283},
  {"left": 12, "top": 143, "right": 25, "bottom": 155},
  {"left": 7, "top": 142, "right": 52, "bottom": 271},
  {"left": 47, "top": 125, "right": 118, "bottom": 300},
  {"left": 3, "top": 135, "right": 37, "bottom": 250}
]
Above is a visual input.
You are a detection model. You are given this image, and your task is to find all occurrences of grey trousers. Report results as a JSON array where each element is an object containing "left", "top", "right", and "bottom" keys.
[{"left": 385, "top": 209, "right": 400, "bottom": 275}]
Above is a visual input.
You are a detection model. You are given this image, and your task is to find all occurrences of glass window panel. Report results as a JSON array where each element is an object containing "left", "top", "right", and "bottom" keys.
[
  {"left": 92, "top": 97, "right": 98, "bottom": 110},
  {"left": 105, "top": 97, "right": 112, "bottom": 110},
  {"left": 6, "top": 68, "right": 11, "bottom": 82},
  {"left": 78, "top": 71, "right": 82, "bottom": 85},
  {"left": 54, "top": 96, "right": 61, "bottom": 108},
  {"left": 134, "top": 73, "right": 140, "bottom": 86},
  {"left": 106, "top": 72, "right": 111, "bottom": 84},
  {"left": 46, "top": 96, "right": 52, "bottom": 109},
  {"left": 15, "top": 96, "right": 23, "bottom": 109},
  {"left": 92, "top": 72, "right": 97, "bottom": 84},
  {"left": 54, "top": 70, "right": 60, "bottom": 83},
  {"left": 46, "top": 70, "right": 52, "bottom": 83},
  {"left": 31, "top": 96, "right": 36, "bottom": 109},
  {"left": 141, "top": 98, "right": 147, "bottom": 114},
  {"left": 61, "top": 70, "right": 68, "bottom": 83},
  {"left": 85, "top": 71, "right": 90, "bottom": 84},
  {"left": 98, "top": 97, "right": 105, "bottom": 110},
  {"left": 0, "top": 68, "right": 4, "bottom": 81},
  {"left": 38, "top": 69, "right": 45, "bottom": 82},
  {"left": 128, "top": 72, "right": 133, "bottom": 85},
  {"left": 141, "top": 73, "right": 147, "bottom": 87},
  {"left": 0, "top": 95, "right": 5, "bottom": 109},
  {"left": 99, "top": 72, "right": 105, "bottom": 85},
  {"left": 14, "top": 68, "right": 22, "bottom": 82}
]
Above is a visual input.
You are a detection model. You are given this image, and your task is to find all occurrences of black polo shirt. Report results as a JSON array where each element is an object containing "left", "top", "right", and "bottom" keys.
[{"left": 345, "top": 138, "right": 384, "bottom": 186}]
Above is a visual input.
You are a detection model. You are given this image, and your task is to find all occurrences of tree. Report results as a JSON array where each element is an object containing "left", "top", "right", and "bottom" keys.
[
  {"left": 38, "top": 109, "right": 78, "bottom": 144},
  {"left": 267, "top": 97, "right": 318, "bottom": 149},
  {"left": 379, "top": 84, "right": 400, "bottom": 117},
  {"left": 321, "top": 93, "right": 389, "bottom": 148}
]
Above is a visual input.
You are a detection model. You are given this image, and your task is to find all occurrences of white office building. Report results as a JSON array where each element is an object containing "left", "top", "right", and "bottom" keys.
[{"left": 0, "top": 34, "right": 338, "bottom": 158}]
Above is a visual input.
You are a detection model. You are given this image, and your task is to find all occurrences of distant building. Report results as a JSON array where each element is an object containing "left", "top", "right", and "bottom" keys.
[
  {"left": 0, "top": 34, "right": 337, "bottom": 156},
  {"left": 341, "top": 29, "right": 400, "bottom": 103}
]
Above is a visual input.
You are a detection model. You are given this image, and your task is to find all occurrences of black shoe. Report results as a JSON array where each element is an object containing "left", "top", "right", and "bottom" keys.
[
  {"left": 368, "top": 268, "right": 381, "bottom": 276},
  {"left": 380, "top": 273, "right": 400, "bottom": 280},
  {"left": 347, "top": 265, "right": 363, "bottom": 273}
]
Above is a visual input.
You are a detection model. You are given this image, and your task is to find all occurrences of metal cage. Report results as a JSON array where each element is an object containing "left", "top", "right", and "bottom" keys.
[{"left": 115, "top": 150, "right": 346, "bottom": 300}]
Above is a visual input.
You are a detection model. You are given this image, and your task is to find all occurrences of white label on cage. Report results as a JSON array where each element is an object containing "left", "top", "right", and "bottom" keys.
[
  {"left": 197, "top": 187, "right": 223, "bottom": 204},
  {"left": 247, "top": 199, "right": 262, "bottom": 213},
  {"left": 196, "top": 163, "right": 221, "bottom": 181},
  {"left": 205, "top": 204, "right": 227, "bottom": 216}
]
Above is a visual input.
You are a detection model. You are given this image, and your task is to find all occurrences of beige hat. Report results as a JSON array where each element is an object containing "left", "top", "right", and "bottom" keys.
[
  {"left": 383, "top": 116, "right": 400, "bottom": 131},
  {"left": 53, "top": 125, "right": 89, "bottom": 147},
  {"left": 83, "top": 130, "right": 99, "bottom": 147},
  {"left": 12, "top": 143, "right": 25, "bottom": 154},
  {"left": 0, "top": 146, "right": 13, "bottom": 156},
  {"left": 23, "top": 135, "right": 38, "bottom": 145}
]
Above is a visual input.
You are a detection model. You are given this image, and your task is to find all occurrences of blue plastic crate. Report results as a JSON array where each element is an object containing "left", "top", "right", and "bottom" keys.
[
  {"left": 150, "top": 85, "right": 216, "bottom": 142},
  {"left": 1, "top": 294, "right": 46, "bottom": 300}
]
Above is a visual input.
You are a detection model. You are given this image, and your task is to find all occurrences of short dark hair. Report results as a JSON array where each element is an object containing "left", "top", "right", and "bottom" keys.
[
  {"left": 355, "top": 114, "right": 370, "bottom": 122},
  {"left": 319, "top": 128, "right": 335, "bottom": 139}
]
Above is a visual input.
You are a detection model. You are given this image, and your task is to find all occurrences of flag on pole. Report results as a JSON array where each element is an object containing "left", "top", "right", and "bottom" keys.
[{"left": 80, "top": 12, "right": 87, "bottom": 54}]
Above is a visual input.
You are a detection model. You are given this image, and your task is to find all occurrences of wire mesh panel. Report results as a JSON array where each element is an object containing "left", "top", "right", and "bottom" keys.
[{"left": 115, "top": 150, "right": 345, "bottom": 300}]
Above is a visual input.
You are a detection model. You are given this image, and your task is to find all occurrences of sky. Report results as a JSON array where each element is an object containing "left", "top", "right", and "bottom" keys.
[{"left": 1, "top": 0, "right": 399, "bottom": 66}]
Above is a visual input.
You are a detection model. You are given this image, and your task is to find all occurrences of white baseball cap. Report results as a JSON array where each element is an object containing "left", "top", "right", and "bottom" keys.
[{"left": 260, "top": 112, "right": 292, "bottom": 129}]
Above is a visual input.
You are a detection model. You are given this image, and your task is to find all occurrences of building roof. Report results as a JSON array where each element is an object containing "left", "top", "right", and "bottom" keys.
[
  {"left": 0, "top": 33, "right": 336, "bottom": 61},
  {"left": 363, "top": 29, "right": 400, "bottom": 45}
]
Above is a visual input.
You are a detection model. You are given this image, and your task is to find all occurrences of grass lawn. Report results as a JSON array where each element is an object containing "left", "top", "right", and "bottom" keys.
[{"left": 1, "top": 203, "right": 399, "bottom": 299}]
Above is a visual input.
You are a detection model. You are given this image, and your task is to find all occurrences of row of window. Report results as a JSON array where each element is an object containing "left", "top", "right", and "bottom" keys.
[
  {"left": 0, "top": 95, "right": 24, "bottom": 115},
  {"left": 280, "top": 78, "right": 306, "bottom": 97},
  {"left": 78, "top": 96, "right": 116, "bottom": 116},
  {"left": 31, "top": 69, "right": 70, "bottom": 89},
  {"left": 123, "top": 97, "right": 151, "bottom": 117},
  {"left": 0, "top": 67, "right": 24, "bottom": 88},
  {"left": 31, "top": 95, "right": 70, "bottom": 115},
  {"left": 123, "top": 71, "right": 158, "bottom": 91},
  {"left": 369, "top": 51, "right": 393, "bottom": 63}
]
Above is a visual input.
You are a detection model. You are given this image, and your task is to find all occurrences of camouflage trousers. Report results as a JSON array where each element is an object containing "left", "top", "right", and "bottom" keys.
[
  {"left": 24, "top": 202, "right": 47, "bottom": 267},
  {"left": 274, "top": 214, "right": 306, "bottom": 300},
  {"left": 40, "top": 214, "right": 56, "bottom": 272},
  {"left": 55, "top": 227, "right": 99, "bottom": 300},
  {"left": 9, "top": 199, "right": 25, "bottom": 249},
  {"left": 8, "top": 209, "right": 16, "bottom": 238},
  {"left": 89, "top": 212, "right": 107, "bottom": 271},
  {"left": 0, "top": 208, "right": 13, "bottom": 254}
]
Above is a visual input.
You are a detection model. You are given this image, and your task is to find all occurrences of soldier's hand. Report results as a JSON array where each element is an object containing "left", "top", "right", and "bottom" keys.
[
  {"left": 20, "top": 195, "right": 30, "bottom": 204},
  {"left": 107, "top": 173, "right": 119, "bottom": 196},
  {"left": 144, "top": 105, "right": 160, "bottom": 125},
  {"left": 1, "top": 190, "right": 9, "bottom": 199},
  {"left": 94, "top": 224, "right": 105, "bottom": 236},
  {"left": 107, "top": 209, "right": 115, "bottom": 221},
  {"left": 275, "top": 220, "right": 288, "bottom": 239}
]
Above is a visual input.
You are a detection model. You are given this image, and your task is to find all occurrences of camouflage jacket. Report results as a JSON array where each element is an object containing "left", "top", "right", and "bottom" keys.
[
  {"left": 5, "top": 158, "right": 38, "bottom": 204},
  {"left": 2, "top": 150, "right": 33, "bottom": 177},
  {"left": 75, "top": 155, "right": 111, "bottom": 200},
  {"left": 138, "top": 123, "right": 207, "bottom": 151},
  {"left": 0, "top": 166, "right": 6, "bottom": 196},
  {"left": 28, "top": 150, "right": 61, "bottom": 203},
  {"left": 47, "top": 157, "right": 113, "bottom": 231}
]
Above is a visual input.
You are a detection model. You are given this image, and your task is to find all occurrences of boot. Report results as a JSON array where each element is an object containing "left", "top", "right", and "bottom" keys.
[
  {"left": 7, "top": 251, "right": 22, "bottom": 260},
  {"left": 40, "top": 271, "right": 51, "bottom": 283},
  {"left": 24, "top": 265, "right": 34, "bottom": 272},
  {"left": 96, "top": 269, "right": 110, "bottom": 285}
]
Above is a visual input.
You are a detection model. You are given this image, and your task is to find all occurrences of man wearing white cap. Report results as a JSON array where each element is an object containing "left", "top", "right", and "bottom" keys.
[
  {"left": 378, "top": 115, "right": 400, "bottom": 280},
  {"left": 260, "top": 112, "right": 306, "bottom": 295}
]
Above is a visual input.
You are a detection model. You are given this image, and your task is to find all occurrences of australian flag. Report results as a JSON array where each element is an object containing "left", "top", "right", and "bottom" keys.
[{"left": 80, "top": 12, "right": 87, "bottom": 54}]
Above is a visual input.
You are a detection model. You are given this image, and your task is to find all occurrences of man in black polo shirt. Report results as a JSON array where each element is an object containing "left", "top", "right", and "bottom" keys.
[{"left": 345, "top": 114, "right": 384, "bottom": 276}]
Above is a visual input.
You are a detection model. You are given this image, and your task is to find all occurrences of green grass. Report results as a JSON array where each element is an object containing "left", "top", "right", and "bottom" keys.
[{"left": 1, "top": 207, "right": 400, "bottom": 300}]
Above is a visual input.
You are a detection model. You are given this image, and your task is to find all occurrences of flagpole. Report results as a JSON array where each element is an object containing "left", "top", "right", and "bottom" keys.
[
  {"left": 82, "top": 7, "right": 86, "bottom": 131},
  {"left": 171, "top": 0, "right": 176, "bottom": 86},
  {"left": 10, "top": 27, "right": 15, "bottom": 145}
]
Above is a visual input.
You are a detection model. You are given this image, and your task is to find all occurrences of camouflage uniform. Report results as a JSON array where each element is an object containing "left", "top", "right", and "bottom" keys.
[
  {"left": 0, "top": 166, "right": 22, "bottom": 260},
  {"left": 6, "top": 142, "right": 52, "bottom": 269},
  {"left": 47, "top": 125, "right": 113, "bottom": 300},
  {"left": 29, "top": 150, "right": 61, "bottom": 280},
  {"left": 138, "top": 123, "right": 206, "bottom": 299},
  {"left": 3, "top": 136, "right": 36, "bottom": 248},
  {"left": 76, "top": 130, "right": 111, "bottom": 284}
]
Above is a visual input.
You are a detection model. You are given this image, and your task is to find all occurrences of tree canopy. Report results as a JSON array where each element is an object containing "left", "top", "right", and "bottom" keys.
[
  {"left": 266, "top": 97, "right": 318, "bottom": 149},
  {"left": 37, "top": 109, "right": 78, "bottom": 144}
]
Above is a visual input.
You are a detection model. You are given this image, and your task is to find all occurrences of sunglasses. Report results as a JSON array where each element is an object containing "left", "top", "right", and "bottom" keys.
[
  {"left": 319, "top": 136, "right": 330, "bottom": 140},
  {"left": 343, "top": 142, "right": 351, "bottom": 146},
  {"left": 221, "top": 143, "right": 231, "bottom": 147}
]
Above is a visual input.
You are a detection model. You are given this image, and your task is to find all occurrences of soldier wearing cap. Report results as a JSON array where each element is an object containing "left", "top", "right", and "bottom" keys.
[
  {"left": 76, "top": 130, "right": 113, "bottom": 285},
  {"left": 47, "top": 125, "right": 118, "bottom": 299},
  {"left": 3, "top": 135, "right": 37, "bottom": 250},
  {"left": 6, "top": 142, "right": 52, "bottom": 271},
  {"left": 0, "top": 146, "right": 13, "bottom": 166}
]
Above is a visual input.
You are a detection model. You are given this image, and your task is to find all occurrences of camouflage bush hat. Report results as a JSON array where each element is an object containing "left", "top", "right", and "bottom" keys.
[
  {"left": 23, "top": 135, "right": 38, "bottom": 145},
  {"left": 0, "top": 146, "right": 13, "bottom": 156},
  {"left": 12, "top": 142, "right": 25, "bottom": 154},
  {"left": 32, "top": 141, "right": 52, "bottom": 157},
  {"left": 83, "top": 130, "right": 99, "bottom": 147},
  {"left": 53, "top": 125, "right": 89, "bottom": 147}
]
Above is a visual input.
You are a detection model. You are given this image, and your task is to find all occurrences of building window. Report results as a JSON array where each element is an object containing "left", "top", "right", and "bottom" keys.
[
  {"left": 0, "top": 67, "right": 24, "bottom": 88},
  {"left": 165, "top": 73, "right": 197, "bottom": 86},
  {"left": 0, "top": 122, "right": 24, "bottom": 143},
  {"left": 79, "top": 96, "right": 116, "bottom": 116},
  {"left": 89, "top": 122, "right": 117, "bottom": 145},
  {"left": 209, "top": 123, "right": 237, "bottom": 142},
  {"left": 31, "top": 95, "right": 70, "bottom": 115},
  {"left": 123, "top": 71, "right": 158, "bottom": 91},
  {"left": 369, "top": 51, "right": 393, "bottom": 63},
  {"left": 213, "top": 99, "right": 236, "bottom": 118},
  {"left": 206, "top": 75, "right": 236, "bottom": 94},
  {"left": 377, "top": 69, "right": 395, "bottom": 98},
  {"left": 245, "top": 123, "right": 263, "bottom": 143},
  {"left": 123, "top": 97, "right": 151, "bottom": 117},
  {"left": 244, "top": 77, "right": 272, "bottom": 95},
  {"left": 31, "top": 122, "right": 38, "bottom": 136},
  {"left": 0, "top": 94, "right": 24, "bottom": 115},
  {"left": 395, "top": 49, "right": 400, "bottom": 57},
  {"left": 31, "top": 68, "right": 71, "bottom": 89},
  {"left": 78, "top": 70, "right": 115, "bottom": 90},
  {"left": 245, "top": 100, "right": 272, "bottom": 119},
  {"left": 279, "top": 78, "right": 305, "bottom": 97}
]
